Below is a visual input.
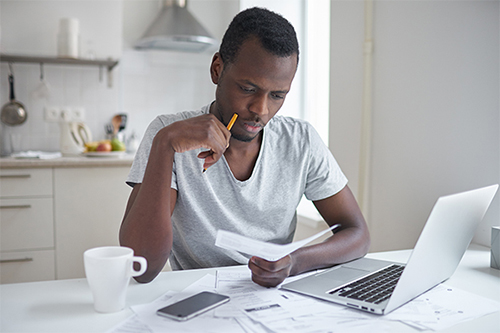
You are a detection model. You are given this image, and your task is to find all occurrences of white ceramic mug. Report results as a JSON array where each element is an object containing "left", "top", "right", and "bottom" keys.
[{"left": 84, "top": 246, "right": 147, "bottom": 313}]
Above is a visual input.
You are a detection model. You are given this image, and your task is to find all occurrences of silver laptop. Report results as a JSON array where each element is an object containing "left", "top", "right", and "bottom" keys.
[{"left": 281, "top": 184, "right": 498, "bottom": 315}]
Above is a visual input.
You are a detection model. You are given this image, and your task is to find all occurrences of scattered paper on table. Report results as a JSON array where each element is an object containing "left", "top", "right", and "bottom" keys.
[
  {"left": 108, "top": 267, "right": 500, "bottom": 333},
  {"left": 408, "top": 284, "right": 500, "bottom": 331}
]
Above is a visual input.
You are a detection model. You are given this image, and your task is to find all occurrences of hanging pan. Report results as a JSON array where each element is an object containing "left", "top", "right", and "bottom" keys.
[{"left": 1, "top": 66, "right": 27, "bottom": 126}]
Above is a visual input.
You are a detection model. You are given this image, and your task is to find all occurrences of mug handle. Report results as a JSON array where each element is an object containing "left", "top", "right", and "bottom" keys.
[{"left": 130, "top": 256, "right": 147, "bottom": 277}]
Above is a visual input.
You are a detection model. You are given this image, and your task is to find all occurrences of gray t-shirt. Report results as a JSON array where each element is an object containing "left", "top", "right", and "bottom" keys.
[{"left": 127, "top": 104, "right": 348, "bottom": 270}]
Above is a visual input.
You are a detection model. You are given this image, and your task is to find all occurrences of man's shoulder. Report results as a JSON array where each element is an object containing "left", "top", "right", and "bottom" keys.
[
  {"left": 265, "top": 116, "right": 326, "bottom": 153},
  {"left": 156, "top": 105, "right": 209, "bottom": 127},
  {"left": 267, "top": 115, "right": 313, "bottom": 135}
]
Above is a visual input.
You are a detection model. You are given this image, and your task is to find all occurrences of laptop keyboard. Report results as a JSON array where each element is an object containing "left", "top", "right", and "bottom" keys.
[{"left": 329, "top": 264, "right": 405, "bottom": 304}]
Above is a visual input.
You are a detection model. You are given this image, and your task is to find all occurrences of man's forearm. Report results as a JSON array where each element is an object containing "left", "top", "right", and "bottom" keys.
[
  {"left": 289, "top": 225, "right": 370, "bottom": 276},
  {"left": 119, "top": 140, "right": 176, "bottom": 283}
]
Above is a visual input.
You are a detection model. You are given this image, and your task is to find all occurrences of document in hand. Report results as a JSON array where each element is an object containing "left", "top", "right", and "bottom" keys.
[{"left": 215, "top": 224, "right": 340, "bottom": 261}]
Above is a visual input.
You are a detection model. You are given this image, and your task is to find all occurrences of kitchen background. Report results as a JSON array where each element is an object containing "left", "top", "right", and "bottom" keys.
[
  {"left": 0, "top": 0, "right": 237, "bottom": 153},
  {"left": 1, "top": 0, "right": 499, "bottom": 256}
]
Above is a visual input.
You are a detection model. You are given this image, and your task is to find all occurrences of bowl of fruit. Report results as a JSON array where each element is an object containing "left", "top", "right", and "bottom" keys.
[{"left": 83, "top": 138, "right": 126, "bottom": 157}]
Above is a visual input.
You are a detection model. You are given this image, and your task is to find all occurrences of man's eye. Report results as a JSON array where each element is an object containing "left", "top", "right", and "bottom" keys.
[
  {"left": 240, "top": 86, "right": 255, "bottom": 93},
  {"left": 271, "top": 93, "right": 285, "bottom": 100}
]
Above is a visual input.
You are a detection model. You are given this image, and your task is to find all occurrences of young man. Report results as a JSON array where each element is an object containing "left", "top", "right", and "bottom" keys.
[{"left": 120, "top": 7, "right": 370, "bottom": 287}]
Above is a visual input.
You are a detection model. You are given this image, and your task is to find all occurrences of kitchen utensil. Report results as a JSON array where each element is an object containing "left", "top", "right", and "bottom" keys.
[
  {"left": 111, "top": 115, "right": 121, "bottom": 135},
  {"left": 118, "top": 114, "right": 127, "bottom": 132},
  {"left": 1, "top": 72, "right": 27, "bottom": 126},
  {"left": 32, "top": 63, "right": 51, "bottom": 99},
  {"left": 105, "top": 124, "right": 113, "bottom": 135},
  {"left": 105, "top": 124, "right": 114, "bottom": 140}
]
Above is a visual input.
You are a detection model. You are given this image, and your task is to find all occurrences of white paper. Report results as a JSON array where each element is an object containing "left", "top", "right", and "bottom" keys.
[
  {"left": 214, "top": 268, "right": 378, "bottom": 332},
  {"left": 384, "top": 297, "right": 439, "bottom": 329},
  {"left": 215, "top": 224, "right": 340, "bottom": 261},
  {"left": 407, "top": 284, "right": 500, "bottom": 331}
]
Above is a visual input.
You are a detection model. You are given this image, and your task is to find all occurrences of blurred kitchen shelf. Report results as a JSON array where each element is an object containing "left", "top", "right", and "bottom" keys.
[{"left": 0, "top": 53, "right": 119, "bottom": 88}]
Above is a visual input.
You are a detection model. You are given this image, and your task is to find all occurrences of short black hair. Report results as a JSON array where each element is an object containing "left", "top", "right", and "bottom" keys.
[{"left": 219, "top": 7, "right": 299, "bottom": 66}]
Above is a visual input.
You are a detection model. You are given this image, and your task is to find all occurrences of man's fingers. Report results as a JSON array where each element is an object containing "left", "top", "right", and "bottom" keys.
[
  {"left": 248, "top": 256, "right": 292, "bottom": 288},
  {"left": 250, "top": 256, "right": 291, "bottom": 272},
  {"left": 197, "top": 150, "right": 213, "bottom": 159},
  {"left": 197, "top": 120, "right": 232, "bottom": 170}
]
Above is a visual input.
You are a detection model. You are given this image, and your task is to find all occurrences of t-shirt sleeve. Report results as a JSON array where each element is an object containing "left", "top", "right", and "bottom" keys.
[
  {"left": 303, "top": 123, "right": 348, "bottom": 201},
  {"left": 126, "top": 116, "right": 178, "bottom": 189}
]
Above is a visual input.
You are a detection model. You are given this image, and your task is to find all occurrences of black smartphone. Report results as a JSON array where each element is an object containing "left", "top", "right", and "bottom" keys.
[{"left": 157, "top": 291, "right": 230, "bottom": 321}]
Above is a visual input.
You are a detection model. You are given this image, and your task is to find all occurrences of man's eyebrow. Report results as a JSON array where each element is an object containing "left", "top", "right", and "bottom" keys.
[
  {"left": 240, "top": 80, "right": 289, "bottom": 94},
  {"left": 240, "top": 80, "right": 259, "bottom": 88},
  {"left": 273, "top": 89, "right": 290, "bottom": 94}
]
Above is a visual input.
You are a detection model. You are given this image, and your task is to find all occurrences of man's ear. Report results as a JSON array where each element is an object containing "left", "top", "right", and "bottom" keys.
[{"left": 210, "top": 52, "right": 223, "bottom": 84}]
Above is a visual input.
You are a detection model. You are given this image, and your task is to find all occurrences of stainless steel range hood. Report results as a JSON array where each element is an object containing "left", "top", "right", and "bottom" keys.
[{"left": 135, "top": 0, "right": 218, "bottom": 53}]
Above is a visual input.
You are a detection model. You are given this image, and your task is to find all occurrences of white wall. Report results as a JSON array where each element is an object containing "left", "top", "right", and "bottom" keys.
[
  {"left": 330, "top": 0, "right": 500, "bottom": 251},
  {"left": 329, "top": 1, "right": 365, "bottom": 198}
]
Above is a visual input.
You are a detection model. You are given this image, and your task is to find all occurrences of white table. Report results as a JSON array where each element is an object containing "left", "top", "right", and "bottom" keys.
[{"left": 1, "top": 244, "right": 499, "bottom": 332}]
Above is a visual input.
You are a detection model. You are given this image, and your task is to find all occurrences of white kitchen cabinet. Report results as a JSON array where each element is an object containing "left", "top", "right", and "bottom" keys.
[
  {"left": 0, "top": 160, "right": 133, "bottom": 283},
  {"left": 0, "top": 168, "right": 53, "bottom": 197},
  {"left": 54, "top": 166, "right": 131, "bottom": 279},
  {"left": 0, "top": 168, "right": 56, "bottom": 283},
  {"left": 0, "top": 250, "right": 55, "bottom": 283},
  {"left": 0, "top": 197, "right": 54, "bottom": 251}
]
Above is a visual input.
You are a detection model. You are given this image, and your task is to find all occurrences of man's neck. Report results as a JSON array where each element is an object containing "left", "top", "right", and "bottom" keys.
[
  {"left": 227, "top": 132, "right": 262, "bottom": 154},
  {"left": 224, "top": 137, "right": 262, "bottom": 181}
]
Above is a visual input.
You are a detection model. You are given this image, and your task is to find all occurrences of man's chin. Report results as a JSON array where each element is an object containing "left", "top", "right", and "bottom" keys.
[{"left": 232, "top": 133, "right": 258, "bottom": 143}]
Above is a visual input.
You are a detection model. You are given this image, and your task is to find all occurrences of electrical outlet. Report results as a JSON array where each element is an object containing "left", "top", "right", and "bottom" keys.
[
  {"left": 45, "top": 106, "right": 86, "bottom": 122},
  {"left": 60, "top": 108, "right": 71, "bottom": 122},
  {"left": 44, "top": 107, "right": 60, "bottom": 122},
  {"left": 71, "top": 107, "right": 85, "bottom": 122}
]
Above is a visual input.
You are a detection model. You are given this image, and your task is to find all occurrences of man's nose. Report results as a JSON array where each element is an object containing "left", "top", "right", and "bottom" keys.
[{"left": 248, "top": 93, "right": 269, "bottom": 117}]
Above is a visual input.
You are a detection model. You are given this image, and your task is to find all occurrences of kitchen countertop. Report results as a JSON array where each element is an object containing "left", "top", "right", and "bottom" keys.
[{"left": 0, "top": 154, "right": 135, "bottom": 169}]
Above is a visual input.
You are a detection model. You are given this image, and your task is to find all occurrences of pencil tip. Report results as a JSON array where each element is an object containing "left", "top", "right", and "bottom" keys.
[{"left": 203, "top": 168, "right": 207, "bottom": 173}]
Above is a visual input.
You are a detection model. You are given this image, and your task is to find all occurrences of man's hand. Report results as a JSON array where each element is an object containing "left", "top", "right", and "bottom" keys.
[
  {"left": 248, "top": 255, "right": 293, "bottom": 287},
  {"left": 155, "top": 114, "right": 231, "bottom": 170}
]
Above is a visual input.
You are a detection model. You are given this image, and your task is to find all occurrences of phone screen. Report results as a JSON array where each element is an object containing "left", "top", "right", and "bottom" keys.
[{"left": 157, "top": 291, "right": 230, "bottom": 321}]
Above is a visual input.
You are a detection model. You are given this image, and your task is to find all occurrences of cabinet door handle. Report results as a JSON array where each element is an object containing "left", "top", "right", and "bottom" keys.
[
  {"left": 0, "top": 174, "right": 31, "bottom": 179},
  {"left": 0, "top": 204, "right": 32, "bottom": 209},
  {"left": 0, "top": 257, "right": 33, "bottom": 263}
]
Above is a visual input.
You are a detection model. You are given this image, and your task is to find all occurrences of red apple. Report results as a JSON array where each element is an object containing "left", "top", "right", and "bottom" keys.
[{"left": 96, "top": 141, "right": 112, "bottom": 152}]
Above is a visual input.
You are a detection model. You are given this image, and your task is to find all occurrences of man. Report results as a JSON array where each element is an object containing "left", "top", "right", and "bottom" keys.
[{"left": 119, "top": 7, "right": 370, "bottom": 287}]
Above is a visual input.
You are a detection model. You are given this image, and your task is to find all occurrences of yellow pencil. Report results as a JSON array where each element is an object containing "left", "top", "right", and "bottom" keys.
[
  {"left": 226, "top": 113, "right": 238, "bottom": 131},
  {"left": 203, "top": 113, "right": 238, "bottom": 173}
]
